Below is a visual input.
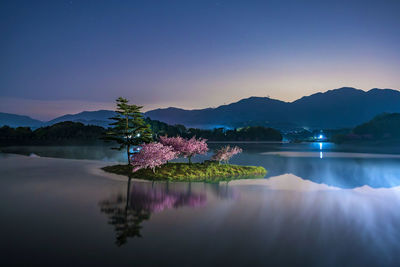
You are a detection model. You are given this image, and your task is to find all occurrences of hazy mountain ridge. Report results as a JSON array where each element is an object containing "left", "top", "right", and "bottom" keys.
[
  {"left": 45, "top": 110, "right": 117, "bottom": 128},
  {"left": 1, "top": 87, "right": 400, "bottom": 129},
  {"left": 46, "top": 110, "right": 116, "bottom": 124},
  {"left": 145, "top": 87, "right": 400, "bottom": 128},
  {"left": 0, "top": 112, "right": 43, "bottom": 128},
  {"left": 0, "top": 110, "right": 117, "bottom": 128}
]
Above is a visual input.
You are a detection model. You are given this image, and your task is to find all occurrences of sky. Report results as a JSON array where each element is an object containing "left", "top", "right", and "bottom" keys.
[{"left": 1, "top": 0, "right": 400, "bottom": 120}]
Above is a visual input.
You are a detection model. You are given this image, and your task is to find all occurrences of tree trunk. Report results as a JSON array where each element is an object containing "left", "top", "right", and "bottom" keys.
[
  {"left": 127, "top": 145, "right": 131, "bottom": 164},
  {"left": 125, "top": 114, "right": 130, "bottom": 164},
  {"left": 188, "top": 156, "right": 192, "bottom": 164}
]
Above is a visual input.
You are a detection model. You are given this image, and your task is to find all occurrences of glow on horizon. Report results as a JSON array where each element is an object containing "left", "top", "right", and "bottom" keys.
[
  {"left": 1, "top": 85, "right": 400, "bottom": 121},
  {"left": 1, "top": 1, "right": 400, "bottom": 119}
]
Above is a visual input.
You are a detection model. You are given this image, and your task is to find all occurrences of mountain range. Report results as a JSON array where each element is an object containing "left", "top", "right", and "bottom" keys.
[
  {"left": 145, "top": 87, "right": 400, "bottom": 129},
  {"left": 0, "top": 112, "right": 44, "bottom": 128},
  {"left": 0, "top": 110, "right": 116, "bottom": 128},
  {"left": 1, "top": 87, "right": 400, "bottom": 129}
]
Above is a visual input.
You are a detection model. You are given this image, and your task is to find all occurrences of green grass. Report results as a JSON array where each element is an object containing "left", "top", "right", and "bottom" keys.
[{"left": 102, "top": 161, "right": 267, "bottom": 183}]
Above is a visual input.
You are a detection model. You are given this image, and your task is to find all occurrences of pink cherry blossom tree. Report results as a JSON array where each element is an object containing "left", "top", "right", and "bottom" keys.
[
  {"left": 211, "top": 145, "right": 242, "bottom": 164},
  {"left": 180, "top": 137, "right": 208, "bottom": 164},
  {"left": 159, "top": 136, "right": 208, "bottom": 164},
  {"left": 159, "top": 136, "right": 185, "bottom": 152},
  {"left": 131, "top": 142, "right": 178, "bottom": 173}
]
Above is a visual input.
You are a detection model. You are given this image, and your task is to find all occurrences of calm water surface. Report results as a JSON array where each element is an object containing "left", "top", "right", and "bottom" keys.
[{"left": 1, "top": 143, "right": 400, "bottom": 266}]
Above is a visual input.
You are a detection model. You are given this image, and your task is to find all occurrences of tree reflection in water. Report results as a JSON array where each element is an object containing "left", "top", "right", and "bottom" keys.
[{"left": 99, "top": 178, "right": 207, "bottom": 246}]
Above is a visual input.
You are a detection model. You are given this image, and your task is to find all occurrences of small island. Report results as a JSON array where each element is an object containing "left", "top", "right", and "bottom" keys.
[
  {"left": 101, "top": 98, "right": 267, "bottom": 183},
  {"left": 102, "top": 162, "right": 266, "bottom": 183}
]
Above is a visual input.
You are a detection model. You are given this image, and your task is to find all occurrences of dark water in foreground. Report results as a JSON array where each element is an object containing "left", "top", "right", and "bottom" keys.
[{"left": 1, "top": 143, "right": 400, "bottom": 266}]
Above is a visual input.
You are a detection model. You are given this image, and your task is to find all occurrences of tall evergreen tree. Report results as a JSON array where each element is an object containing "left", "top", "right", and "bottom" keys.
[{"left": 104, "top": 97, "right": 152, "bottom": 164}]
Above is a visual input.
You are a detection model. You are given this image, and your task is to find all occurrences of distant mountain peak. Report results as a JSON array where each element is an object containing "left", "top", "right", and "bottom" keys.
[{"left": 238, "top": 96, "right": 283, "bottom": 102}]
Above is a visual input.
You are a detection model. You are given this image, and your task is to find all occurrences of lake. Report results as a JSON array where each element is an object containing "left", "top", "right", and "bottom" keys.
[{"left": 1, "top": 142, "right": 400, "bottom": 266}]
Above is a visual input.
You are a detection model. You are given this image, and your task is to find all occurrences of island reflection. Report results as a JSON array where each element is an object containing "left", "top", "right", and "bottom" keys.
[{"left": 99, "top": 179, "right": 208, "bottom": 246}]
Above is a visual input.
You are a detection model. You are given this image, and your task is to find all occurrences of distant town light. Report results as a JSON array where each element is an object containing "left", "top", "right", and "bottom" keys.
[{"left": 319, "top": 134, "right": 324, "bottom": 139}]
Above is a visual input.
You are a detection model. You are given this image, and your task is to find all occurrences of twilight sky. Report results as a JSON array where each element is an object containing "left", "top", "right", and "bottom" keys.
[{"left": 1, "top": 0, "right": 400, "bottom": 120}]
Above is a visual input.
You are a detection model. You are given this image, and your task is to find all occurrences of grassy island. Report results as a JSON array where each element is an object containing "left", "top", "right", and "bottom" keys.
[{"left": 102, "top": 161, "right": 267, "bottom": 183}]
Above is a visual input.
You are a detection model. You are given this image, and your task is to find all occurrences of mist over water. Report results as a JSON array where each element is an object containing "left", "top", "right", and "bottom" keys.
[
  {"left": 3, "top": 142, "right": 400, "bottom": 189},
  {"left": 1, "top": 143, "right": 400, "bottom": 266}
]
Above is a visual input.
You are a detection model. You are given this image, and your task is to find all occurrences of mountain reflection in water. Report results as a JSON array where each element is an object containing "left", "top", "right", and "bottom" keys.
[
  {"left": 97, "top": 173, "right": 400, "bottom": 265},
  {"left": 2, "top": 154, "right": 400, "bottom": 266}
]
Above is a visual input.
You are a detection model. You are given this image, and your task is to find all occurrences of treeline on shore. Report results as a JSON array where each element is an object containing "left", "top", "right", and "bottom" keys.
[
  {"left": 3, "top": 112, "right": 396, "bottom": 146},
  {"left": 0, "top": 121, "right": 105, "bottom": 146},
  {"left": 332, "top": 113, "right": 400, "bottom": 143},
  {"left": 0, "top": 118, "right": 283, "bottom": 146},
  {"left": 149, "top": 118, "right": 282, "bottom": 141}
]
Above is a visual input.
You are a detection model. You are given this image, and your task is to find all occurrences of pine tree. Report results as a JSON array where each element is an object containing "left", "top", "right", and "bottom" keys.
[{"left": 104, "top": 97, "right": 153, "bottom": 164}]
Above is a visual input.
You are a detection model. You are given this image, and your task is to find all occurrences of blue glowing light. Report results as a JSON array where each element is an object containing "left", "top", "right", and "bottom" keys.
[
  {"left": 319, "top": 142, "right": 323, "bottom": 159},
  {"left": 130, "top": 146, "right": 142, "bottom": 154},
  {"left": 319, "top": 134, "right": 324, "bottom": 139}
]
